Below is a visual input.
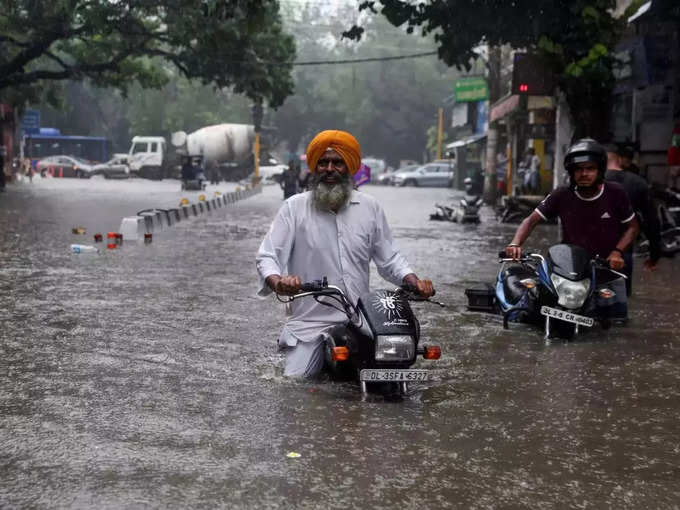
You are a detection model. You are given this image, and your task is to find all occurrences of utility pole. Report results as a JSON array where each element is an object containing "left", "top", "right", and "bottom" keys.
[
  {"left": 483, "top": 46, "right": 502, "bottom": 204},
  {"left": 251, "top": 101, "right": 263, "bottom": 184},
  {"left": 436, "top": 108, "right": 443, "bottom": 160}
]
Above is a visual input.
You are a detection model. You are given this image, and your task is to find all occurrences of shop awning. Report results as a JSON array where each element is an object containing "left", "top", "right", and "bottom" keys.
[
  {"left": 629, "top": 1, "right": 652, "bottom": 23},
  {"left": 490, "top": 94, "right": 520, "bottom": 123},
  {"left": 445, "top": 133, "right": 487, "bottom": 149}
]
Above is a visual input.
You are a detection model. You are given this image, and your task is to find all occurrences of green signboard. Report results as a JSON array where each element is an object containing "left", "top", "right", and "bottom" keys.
[{"left": 454, "top": 77, "right": 489, "bottom": 102}]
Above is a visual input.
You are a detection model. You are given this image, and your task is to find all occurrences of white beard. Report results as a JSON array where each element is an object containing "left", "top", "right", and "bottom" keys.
[{"left": 311, "top": 173, "right": 353, "bottom": 212}]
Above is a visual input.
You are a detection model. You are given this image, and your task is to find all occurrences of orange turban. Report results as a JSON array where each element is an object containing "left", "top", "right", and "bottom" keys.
[{"left": 306, "top": 130, "right": 362, "bottom": 176}]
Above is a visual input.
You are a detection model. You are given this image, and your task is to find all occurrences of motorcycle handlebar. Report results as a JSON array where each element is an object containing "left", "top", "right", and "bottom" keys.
[
  {"left": 397, "top": 284, "right": 444, "bottom": 306},
  {"left": 398, "top": 283, "right": 437, "bottom": 298},
  {"left": 593, "top": 257, "right": 628, "bottom": 279},
  {"left": 498, "top": 249, "right": 532, "bottom": 261},
  {"left": 299, "top": 277, "right": 328, "bottom": 292}
]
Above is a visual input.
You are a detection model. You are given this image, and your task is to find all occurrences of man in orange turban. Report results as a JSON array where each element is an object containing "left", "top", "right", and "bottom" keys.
[
  {"left": 256, "top": 129, "right": 435, "bottom": 378},
  {"left": 306, "top": 130, "right": 362, "bottom": 176}
]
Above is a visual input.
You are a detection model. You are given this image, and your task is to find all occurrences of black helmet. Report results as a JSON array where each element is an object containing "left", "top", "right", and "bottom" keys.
[{"left": 564, "top": 138, "right": 607, "bottom": 186}]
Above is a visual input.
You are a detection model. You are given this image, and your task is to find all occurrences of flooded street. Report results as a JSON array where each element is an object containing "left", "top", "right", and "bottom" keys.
[{"left": 2, "top": 177, "right": 680, "bottom": 509}]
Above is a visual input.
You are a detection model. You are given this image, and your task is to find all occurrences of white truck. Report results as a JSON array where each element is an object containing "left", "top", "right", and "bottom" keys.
[
  {"left": 128, "top": 136, "right": 167, "bottom": 180},
  {"left": 127, "top": 123, "right": 258, "bottom": 181}
]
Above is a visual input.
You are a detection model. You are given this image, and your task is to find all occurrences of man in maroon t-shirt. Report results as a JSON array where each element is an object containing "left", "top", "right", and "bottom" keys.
[{"left": 504, "top": 139, "right": 639, "bottom": 318}]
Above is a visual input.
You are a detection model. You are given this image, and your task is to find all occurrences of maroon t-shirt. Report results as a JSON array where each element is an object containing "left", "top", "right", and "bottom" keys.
[{"left": 535, "top": 182, "right": 635, "bottom": 258}]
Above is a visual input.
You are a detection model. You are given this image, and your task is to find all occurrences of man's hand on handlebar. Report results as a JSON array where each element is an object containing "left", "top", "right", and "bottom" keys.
[
  {"left": 403, "top": 274, "right": 435, "bottom": 298},
  {"left": 267, "top": 274, "right": 302, "bottom": 295},
  {"left": 606, "top": 250, "right": 625, "bottom": 271},
  {"left": 505, "top": 244, "right": 522, "bottom": 260}
]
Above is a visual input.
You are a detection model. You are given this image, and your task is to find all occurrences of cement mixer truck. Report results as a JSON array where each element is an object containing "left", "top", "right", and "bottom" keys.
[{"left": 128, "top": 123, "right": 257, "bottom": 181}]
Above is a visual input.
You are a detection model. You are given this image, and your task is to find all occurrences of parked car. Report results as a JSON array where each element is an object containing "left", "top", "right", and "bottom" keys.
[
  {"left": 255, "top": 162, "right": 289, "bottom": 185},
  {"left": 377, "top": 164, "right": 418, "bottom": 185},
  {"left": 36, "top": 155, "right": 95, "bottom": 178},
  {"left": 392, "top": 162, "right": 455, "bottom": 187},
  {"left": 91, "top": 154, "right": 131, "bottom": 179}
]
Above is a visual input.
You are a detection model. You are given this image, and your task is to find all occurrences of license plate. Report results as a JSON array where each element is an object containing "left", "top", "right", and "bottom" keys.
[
  {"left": 540, "top": 306, "right": 594, "bottom": 327},
  {"left": 360, "top": 369, "right": 429, "bottom": 382}
]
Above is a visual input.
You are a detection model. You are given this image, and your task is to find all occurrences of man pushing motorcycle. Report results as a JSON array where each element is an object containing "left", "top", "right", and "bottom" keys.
[
  {"left": 504, "top": 139, "right": 639, "bottom": 319},
  {"left": 256, "top": 129, "right": 434, "bottom": 377}
]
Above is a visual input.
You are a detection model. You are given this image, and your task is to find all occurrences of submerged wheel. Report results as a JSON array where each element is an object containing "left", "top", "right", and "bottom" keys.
[{"left": 404, "top": 179, "right": 418, "bottom": 187}]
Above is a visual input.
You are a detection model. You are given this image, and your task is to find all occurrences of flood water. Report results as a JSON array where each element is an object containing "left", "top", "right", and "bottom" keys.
[{"left": 1, "top": 176, "right": 679, "bottom": 509}]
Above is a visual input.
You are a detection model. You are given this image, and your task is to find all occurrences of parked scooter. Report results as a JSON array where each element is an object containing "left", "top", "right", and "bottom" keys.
[
  {"left": 650, "top": 184, "right": 680, "bottom": 226},
  {"left": 466, "top": 244, "right": 627, "bottom": 339},
  {"left": 277, "top": 277, "right": 443, "bottom": 396},
  {"left": 635, "top": 184, "right": 680, "bottom": 257},
  {"left": 430, "top": 177, "right": 483, "bottom": 223},
  {"left": 496, "top": 194, "right": 544, "bottom": 223}
]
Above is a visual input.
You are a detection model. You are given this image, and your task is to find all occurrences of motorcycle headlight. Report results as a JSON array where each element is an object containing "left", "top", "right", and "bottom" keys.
[
  {"left": 550, "top": 274, "right": 591, "bottom": 309},
  {"left": 375, "top": 335, "right": 415, "bottom": 361}
]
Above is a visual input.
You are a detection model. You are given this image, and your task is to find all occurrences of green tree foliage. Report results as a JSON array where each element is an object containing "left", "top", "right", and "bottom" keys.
[
  {"left": 348, "top": 0, "right": 628, "bottom": 138},
  {"left": 0, "top": 0, "right": 296, "bottom": 108},
  {"left": 273, "top": 3, "right": 464, "bottom": 165},
  {"left": 39, "top": 75, "right": 253, "bottom": 152}
]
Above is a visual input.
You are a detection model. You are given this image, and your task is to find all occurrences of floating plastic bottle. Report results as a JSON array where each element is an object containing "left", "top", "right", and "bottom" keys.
[{"left": 71, "top": 244, "right": 99, "bottom": 254}]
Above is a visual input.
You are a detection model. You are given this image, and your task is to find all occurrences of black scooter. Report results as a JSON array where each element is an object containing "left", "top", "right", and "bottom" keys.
[{"left": 277, "top": 278, "right": 443, "bottom": 396}]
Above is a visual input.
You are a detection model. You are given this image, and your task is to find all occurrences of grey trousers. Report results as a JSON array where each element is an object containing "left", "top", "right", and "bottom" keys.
[{"left": 282, "top": 337, "right": 325, "bottom": 378}]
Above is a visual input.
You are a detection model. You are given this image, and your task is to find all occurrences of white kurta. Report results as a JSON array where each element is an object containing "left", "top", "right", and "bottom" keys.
[{"left": 256, "top": 190, "right": 413, "bottom": 347}]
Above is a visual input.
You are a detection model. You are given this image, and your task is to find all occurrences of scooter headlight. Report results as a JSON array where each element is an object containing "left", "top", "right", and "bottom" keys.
[
  {"left": 375, "top": 335, "right": 415, "bottom": 361},
  {"left": 550, "top": 274, "right": 591, "bottom": 309}
]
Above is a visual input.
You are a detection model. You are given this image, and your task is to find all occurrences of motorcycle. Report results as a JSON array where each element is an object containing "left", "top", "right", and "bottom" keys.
[
  {"left": 486, "top": 244, "right": 627, "bottom": 339},
  {"left": 430, "top": 193, "right": 483, "bottom": 223},
  {"left": 496, "top": 195, "right": 545, "bottom": 223},
  {"left": 635, "top": 185, "right": 680, "bottom": 257},
  {"left": 180, "top": 154, "right": 207, "bottom": 191},
  {"left": 277, "top": 277, "right": 443, "bottom": 396},
  {"left": 650, "top": 184, "right": 680, "bottom": 226}
]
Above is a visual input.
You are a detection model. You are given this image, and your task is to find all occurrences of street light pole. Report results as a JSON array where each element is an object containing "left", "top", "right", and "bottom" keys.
[
  {"left": 436, "top": 107, "right": 443, "bottom": 160},
  {"left": 251, "top": 102, "right": 263, "bottom": 184},
  {"left": 254, "top": 132, "right": 260, "bottom": 181}
]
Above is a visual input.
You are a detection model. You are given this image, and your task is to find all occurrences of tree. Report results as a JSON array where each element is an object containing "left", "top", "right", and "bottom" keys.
[
  {"left": 273, "top": 3, "right": 464, "bottom": 166},
  {"left": 0, "top": 0, "right": 296, "bottom": 108},
  {"left": 346, "top": 0, "right": 629, "bottom": 139},
  {"left": 39, "top": 75, "right": 254, "bottom": 152}
]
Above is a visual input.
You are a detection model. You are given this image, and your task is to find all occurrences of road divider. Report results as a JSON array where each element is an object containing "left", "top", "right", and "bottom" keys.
[
  {"left": 120, "top": 216, "right": 146, "bottom": 240},
  {"left": 116, "top": 185, "right": 262, "bottom": 242}
]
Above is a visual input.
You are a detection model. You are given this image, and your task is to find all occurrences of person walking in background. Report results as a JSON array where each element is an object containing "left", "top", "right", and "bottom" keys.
[
  {"left": 523, "top": 148, "right": 541, "bottom": 194},
  {"left": 281, "top": 160, "right": 300, "bottom": 200},
  {"left": 0, "top": 146, "right": 6, "bottom": 192},
  {"left": 618, "top": 143, "right": 641, "bottom": 175},
  {"left": 22, "top": 157, "right": 34, "bottom": 183},
  {"left": 496, "top": 150, "right": 508, "bottom": 196},
  {"left": 605, "top": 144, "right": 661, "bottom": 295}
]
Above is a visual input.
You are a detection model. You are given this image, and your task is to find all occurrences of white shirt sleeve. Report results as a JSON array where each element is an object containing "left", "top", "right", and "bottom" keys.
[
  {"left": 370, "top": 203, "right": 413, "bottom": 286},
  {"left": 255, "top": 202, "right": 295, "bottom": 297}
]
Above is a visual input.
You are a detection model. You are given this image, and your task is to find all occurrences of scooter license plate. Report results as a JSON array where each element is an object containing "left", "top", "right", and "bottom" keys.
[
  {"left": 360, "top": 369, "right": 429, "bottom": 382},
  {"left": 540, "top": 306, "right": 594, "bottom": 327}
]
